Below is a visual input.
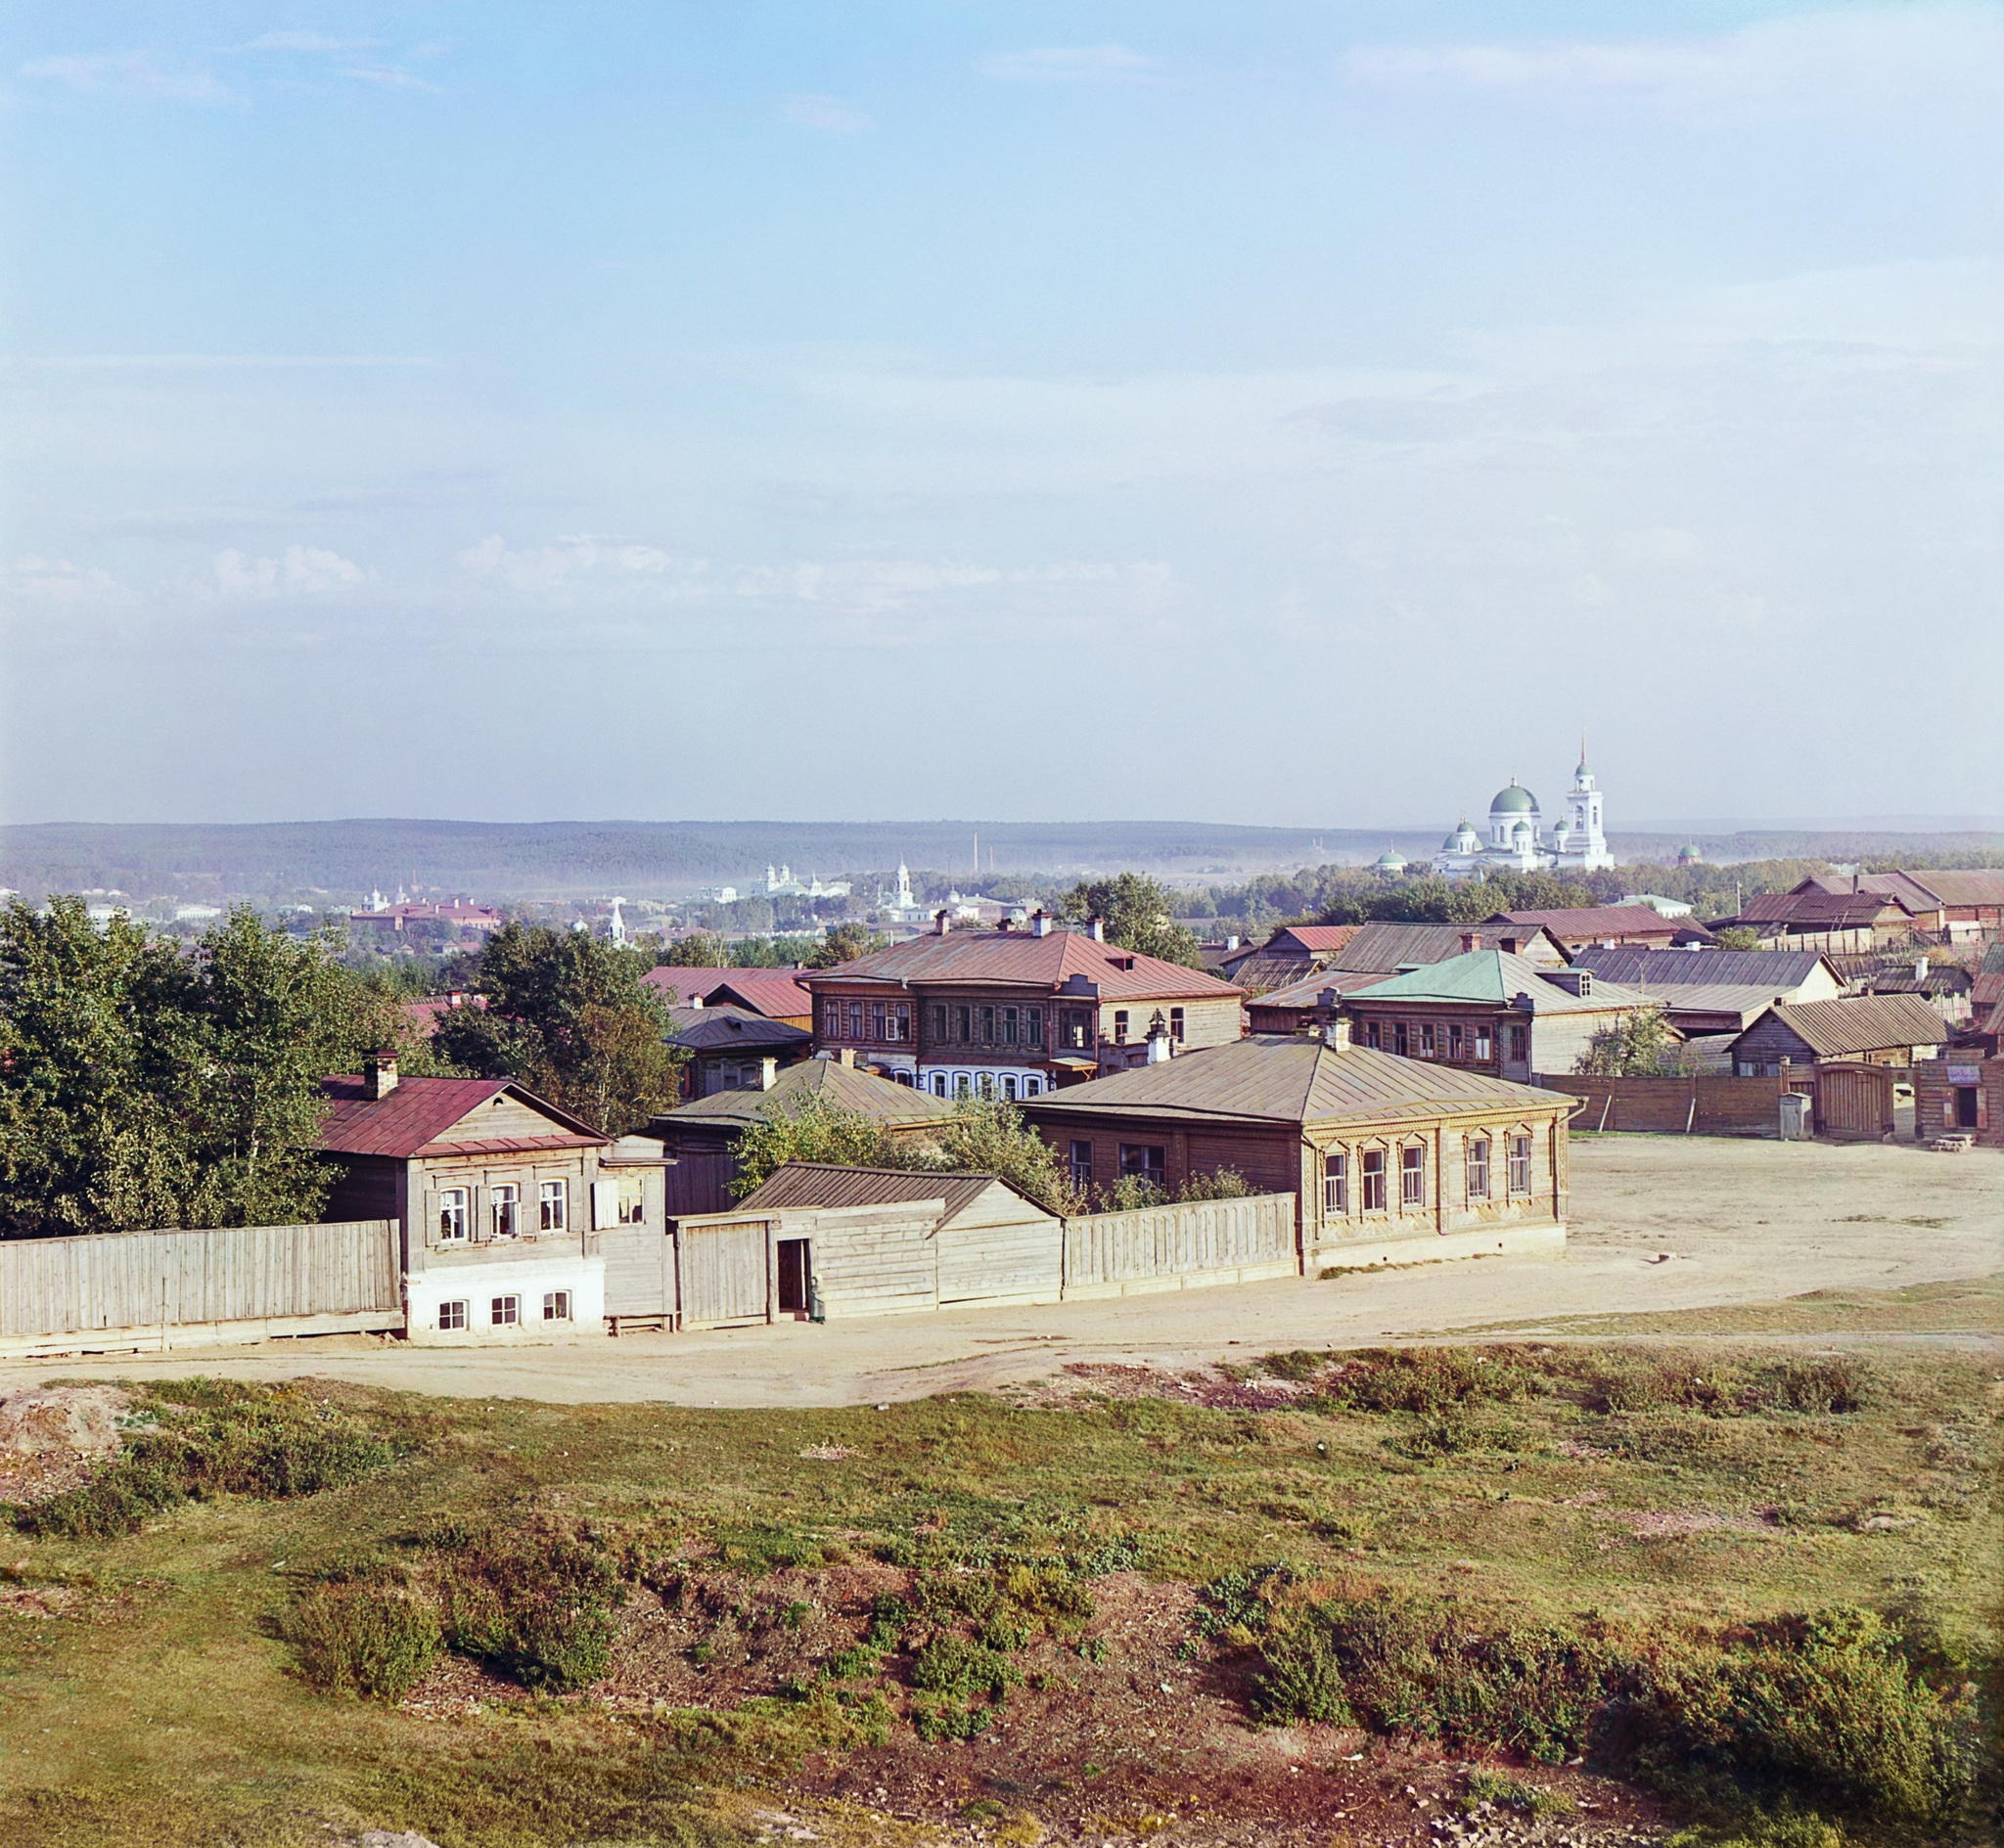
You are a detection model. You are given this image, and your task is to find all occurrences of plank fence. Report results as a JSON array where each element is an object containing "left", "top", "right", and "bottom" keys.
[
  {"left": 0, "top": 1220, "right": 403, "bottom": 1360},
  {"left": 1534, "top": 1071, "right": 1790, "bottom": 1136},
  {"left": 1061, "top": 1193, "right": 1298, "bottom": 1298}
]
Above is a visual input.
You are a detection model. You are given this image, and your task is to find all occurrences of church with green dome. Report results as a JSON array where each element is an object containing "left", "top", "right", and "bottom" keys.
[{"left": 1430, "top": 748, "right": 1614, "bottom": 879}]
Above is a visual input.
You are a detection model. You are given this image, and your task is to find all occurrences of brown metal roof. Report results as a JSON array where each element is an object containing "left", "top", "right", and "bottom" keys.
[
  {"left": 652, "top": 1056, "right": 956, "bottom": 1131},
  {"left": 734, "top": 1163, "right": 1043, "bottom": 1228},
  {"left": 1729, "top": 892, "right": 1914, "bottom": 927},
  {"left": 1484, "top": 905, "right": 1693, "bottom": 940},
  {"left": 1570, "top": 947, "right": 1836, "bottom": 992},
  {"left": 664, "top": 1004, "right": 813, "bottom": 1053},
  {"left": 1020, "top": 1036, "right": 1567, "bottom": 1131},
  {"left": 1793, "top": 871, "right": 1946, "bottom": 912},
  {"left": 1330, "top": 922, "right": 1505, "bottom": 970},
  {"left": 1908, "top": 869, "right": 2004, "bottom": 908},
  {"left": 642, "top": 967, "right": 812, "bottom": 1017},
  {"left": 1272, "top": 924, "right": 1361, "bottom": 954},
  {"left": 411, "top": 1132, "right": 606, "bottom": 1159},
  {"left": 317, "top": 1076, "right": 607, "bottom": 1158},
  {"left": 800, "top": 928, "right": 1241, "bottom": 1002},
  {"left": 1742, "top": 993, "right": 1951, "bottom": 1058}
]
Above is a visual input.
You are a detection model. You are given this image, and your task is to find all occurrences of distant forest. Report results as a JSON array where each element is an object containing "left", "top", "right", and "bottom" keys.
[{"left": 2, "top": 817, "right": 2000, "bottom": 908}]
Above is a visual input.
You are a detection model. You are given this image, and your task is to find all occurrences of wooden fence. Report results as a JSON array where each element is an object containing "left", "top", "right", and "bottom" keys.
[
  {"left": 663, "top": 1151, "right": 738, "bottom": 1219},
  {"left": 1061, "top": 1193, "right": 1298, "bottom": 1298},
  {"left": 1533, "top": 1071, "right": 1790, "bottom": 1135},
  {"left": 0, "top": 1220, "right": 403, "bottom": 1359}
]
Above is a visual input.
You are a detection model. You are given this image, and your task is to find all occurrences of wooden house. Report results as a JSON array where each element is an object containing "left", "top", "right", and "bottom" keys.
[
  {"left": 648, "top": 1053, "right": 956, "bottom": 1161},
  {"left": 317, "top": 1056, "right": 663, "bottom": 1343},
  {"left": 1715, "top": 891, "right": 1918, "bottom": 954},
  {"left": 1482, "top": 905, "right": 1707, "bottom": 953},
  {"left": 1020, "top": 1034, "right": 1571, "bottom": 1270},
  {"left": 664, "top": 1003, "right": 813, "bottom": 1099},
  {"left": 1727, "top": 994, "right": 1952, "bottom": 1076},
  {"left": 642, "top": 966, "right": 814, "bottom": 1028}
]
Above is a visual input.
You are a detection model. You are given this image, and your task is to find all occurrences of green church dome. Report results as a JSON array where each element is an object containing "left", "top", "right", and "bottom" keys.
[
  {"left": 1375, "top": 846, "right": 1407, "bottom": 870},
  {"left": 1490, "top": 781, "right": 1536, "bottom": 815}
]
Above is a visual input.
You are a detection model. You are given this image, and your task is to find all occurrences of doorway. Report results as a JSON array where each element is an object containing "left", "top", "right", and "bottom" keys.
[
  {"left": 1955, "top": 1087, "right": 1981, "bottom": 1129},
  {"left": 777, "top": 1239, "right": 813, "bottom": 1315}
]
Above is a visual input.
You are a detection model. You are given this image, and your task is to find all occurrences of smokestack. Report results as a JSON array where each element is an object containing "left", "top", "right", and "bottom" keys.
[
  {"left": 362, "top": 1051, "right": 399, "bottom": 1101},
  {"left": 934, "top": 909, "right": 950, "bottom": 936},
  {"left": 757, "top": 1057, "right": 778, "bottom": 1090}
]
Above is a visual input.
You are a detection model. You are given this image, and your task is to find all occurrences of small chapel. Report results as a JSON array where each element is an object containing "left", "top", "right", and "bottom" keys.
[{"left": 1430, "top": 746, "right": 1614, "bottom": 879}]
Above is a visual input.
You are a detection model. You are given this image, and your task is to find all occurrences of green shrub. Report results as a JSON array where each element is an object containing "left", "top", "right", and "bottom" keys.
[
  {"left": 1317, "top": 1349, "right": 1537, "bottom": 1416},
  {"left": 1260, "top": 1349, "right": 1330, "bottom": 1382},
  {"left": 910, "top": 1690, "right": 994, "bottom": 1740},
  {"left": 1764, "top": 1359, "right": 1870, "bottom": 1416},
  {"left": 429, "top": 1519, "right": 619, "bottom": 1691},
  {"left": 1252, "top": 1620, "right": 1352, "bottom": 1725},
  {"left": 284, "top": 1581, "right": 440, "bottom": 1702},
  {"left": 1462, "top": 1769, "right": 1574, "bottom": 1817},
  {"left": 1178, "top": 1166, "right": 1252, "bottom": 1201},
  {"left": 19, "top": 1383, "right": 401, "bottom": 1539},
  {"left": 1192, "top": 1562, "right": 1301, "bottom": 1640},
  {"left": 910, "top": 1635, "right": 1021, "bottom": 1702}
]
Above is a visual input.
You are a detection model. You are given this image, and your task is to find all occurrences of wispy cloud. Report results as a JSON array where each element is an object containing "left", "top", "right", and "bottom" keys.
[
  {"left": 2, "top": 353, "right": 438, "bottom": 370},
  {"left": 21, "top": 51, "right": 234, "bottom": 106},
  {"left": 979, "top": 44, "right": 1156, "bottom": 86},
  {"left": 458, "top": 533, "right": 687, "bottom": 596},
  {"left": 782, "top": 93, "right": 875, "bottom": 133},
  {"left": 1344, "top": 7, "right": 2004, "bottom": 125},
  {"left": 335, "top": 64, "right": 441, "bottom": 92},
  {"left": 243, "top": 31, "right": 382, "bottom": 54},
  {"left": 212, "top": 545, "right": 373, "bottom": 598}
]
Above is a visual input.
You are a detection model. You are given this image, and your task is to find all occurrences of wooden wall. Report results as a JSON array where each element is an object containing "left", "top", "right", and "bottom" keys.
[
  {"left": 1534, "top": 1071, "right": 1788, "bottom": 1135},
  {"left": 675, "top": 1215, "right": 771, "bottom": 1326},
  {"left": 936, "top": 1184, "right": 1063, "bottom": 1304},
  {"left": 1063, "top": 1194, "right": 1297, "bottom": 1296},
  {"left": 0, "top": 1220, "right": 401, "bottom": 1357}
]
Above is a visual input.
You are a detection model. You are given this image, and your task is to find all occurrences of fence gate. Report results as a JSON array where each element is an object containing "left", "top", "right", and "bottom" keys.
[
  {"left": 1816, "top": 1061, "right": 1894, "bottom": 1140},
  {"left": 673, "top": 1215, "right": 771, "bottom": 1327}
]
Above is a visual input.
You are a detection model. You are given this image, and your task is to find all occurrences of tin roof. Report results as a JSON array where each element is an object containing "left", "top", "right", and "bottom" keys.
[
  {"left": 1483, "top": 905, "right": 1695, "bottom": 941},
  {"left": 1740, "top": 993, "right": 1951, "bottom": 1057},
  {"left": 1332, "top": 922, "right": 1516, "bottom": 971},
  {"left": 652, "top": 1057, "right": 956, "bottom": 1131},
  {"left": 1344, "top": 949, "right": 1657, "bottom": 1014},
  {"left": 1246, "top": 969, "right": 1405, "bottom": 1014},
  {"left": 1570, "top": 947, "right": 1837, "bottom": 992},
  {"left": 801, "top": 928, "right": 1241, "bottom": 1002},
  {"left": 1020, "top": 1036, "right": 1567, "bottom": 1131},
  {"left": 642, "top": 967, "right": 812, "bottom": 1017},
  {"left": 734, "top": 1163, "right": 1044, "bottom": 1228},
  {"left": 1909, "top": 869, "right": 2004, "bottom": 908},
  {"left": 317, "top": 1076, "right": 607, "bottom": 1158},
  {"left": 1793, "top": 871, "right": 1945, "bottom": 911},
  {"left": 664, "top": 1004, "right": 813, "bottom": 1054},
  {"left": 1729, "top": 892, "right": 1914, "bottom": 927}
]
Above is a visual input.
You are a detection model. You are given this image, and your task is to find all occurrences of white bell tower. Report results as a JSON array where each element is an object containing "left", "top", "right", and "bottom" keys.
[{"left": 1561, "top": 738, "right": 1612, "bottom": 869}]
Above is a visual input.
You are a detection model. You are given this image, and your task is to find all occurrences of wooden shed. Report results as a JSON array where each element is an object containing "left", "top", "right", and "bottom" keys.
[{"left": 1727, "top": 993, "right": 1951, "bottom": 1076}]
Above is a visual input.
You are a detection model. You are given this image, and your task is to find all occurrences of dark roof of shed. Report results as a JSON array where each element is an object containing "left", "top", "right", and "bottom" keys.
[
  {"left": 1738, "top": 993, "right": 1951, "bottom": 1057},
  {"left": 1019, "top": 1036, "right": 1566, "bottom": 1130},
  {"left": 317, "top": 1076, "right": 606, "bottom": 1158},
  {"left": 1730, "top": 892, "right": 1914, "bottom": 926},
  {"left": 652, "top": 1057, "right": 955, "bottom": 1131},
  {"left": 800, "top": 928, "right": 1241, "bottom": 1002},
  {"left": 1483, "top": 905, "right": 1694, "bottom": 939},
  {"left": 1570, "top": 946, "right": 1836, "bottom": 991},
  {"left": 734, "top": 1163, "right": 1045, "bottom": 1228},
  {"left": 1910, "top": 869, "right": 2004, "bottom": 908},
  {"left": 664, "top": 1004, "right": 812, "bottom": 1053}
]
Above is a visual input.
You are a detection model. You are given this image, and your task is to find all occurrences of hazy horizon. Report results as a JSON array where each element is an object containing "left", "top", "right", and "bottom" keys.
[{"left": 4, "top": 4, "right": 2000, "bottom": 827}]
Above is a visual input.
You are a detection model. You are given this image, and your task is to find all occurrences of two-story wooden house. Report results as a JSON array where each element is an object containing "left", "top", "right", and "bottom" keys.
[
  {"left": 801, "top": 915, "right": 1245, "bottom": 1097},
  {"left": 317, "top": 1056, "right": 663, "bottom": 1344}
]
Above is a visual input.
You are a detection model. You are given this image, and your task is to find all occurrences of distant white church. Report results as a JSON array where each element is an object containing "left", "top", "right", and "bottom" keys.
[{"left": 1431, "top": 746, "right": 1614, "bottom": 879}]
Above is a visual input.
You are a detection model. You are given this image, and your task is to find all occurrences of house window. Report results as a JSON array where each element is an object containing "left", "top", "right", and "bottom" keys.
[
  {"left": 1114, "top": 1010, "right": 1129, "bottom": 1044},
  {"left": 1420, "top": 1023, "right": 1436, "bottom": 1059},
  {"left": 490, "top": 1294, "right": 520, "bottom": 1327},
  {"left": 617, "top": 1186, "right": 646, "bottom": 1225},
  {"left": 437, "top": 1188, "right": 469, "bottom": 1243},
  {"left": 1509, "top": 1135, "right": 1532, "bottom": 1196},
  {"left": 1023, "top": 1075, "right": 1041, "bottom": 1097},
  {"left": 1509, "top": 1024, "right": 1527, "bottom": 1062},
  {"left": 823, "top": 1001, "right": 842, "bottom": 1039},
  {"left": 1394, "top": 1021, "right": 1409, "bottom": 1057},
  {"left": 1169, "top": 1007, "right": 1185, "bottom": 1043},
  {"left": 1366, "top": 1021, "right": 1383, "bottom": 1050},
  {"left": 1467, "top": 1138, "right": 1490, "bottom": 1200},
  {"left": 1475, "top": 1026, "right": 1492, "bottom": 1060},
  {"left": 931, "top": 1004, "right": 948, "bottom": 1042},
  {"left": 892, "top": 1004, "right": 910, "bottom": 1042},
  {"left": 1061, "top": 1008, "right": 1091, "bottom": 1050},
  {"left": 1324, "top": 1151, "right": 1347, "bottom": 1216},
  {"left": 437, "top": 1298, "right": 468, "bottom": 1331},
  {"left": 932, "top": 1073, "right": 948, "bottom": 1097},
  {"left": 1026, "top": 1007, "right": 1045, "bottom": 1049},
  {"left": 1576, "top": 972, "right": 1593, "bottom": 997},
  {"left": 1119, "top": 1143, "right": 1166, "bottom": 1185},
  {"left": 543, "top": 1290, "right": 571, "bottom": 1321},
  {"left": 980, "top": 1006, "right": 995, "bottom": 1045},
  {"left": 979, "top": 1072, "right": 995, "bottom": 1099},
  {"left": 491, "top": 1185, "right": 520, "bottom": 1240},
  {"left": 1070, "top": 1140, "right": 1094, "bottom": 1189},
  {"left": 1448, "top": 1023, "right": 1464, "bottom": 1060},
  {"left": 954, "top": 1006, "right": 971, "bottom": 1043},
  {"left": 871, "top": 1002, "right": 886, "bottom": 1041},
  {"left": 1400, "top": 1145, "right": 1426, "bottom": 1209},
  {"left": 847, "top": 1002, "right": 864, "bottom": 1041},
  {"left": 954, "top": 1073, "right": 971, "bottom": 1099},
  {"left": 1361, "top": 1149, "right": 1387, "bottom": 1211},
  {"left": 1002, "top": 1074, "right": 1018, "bottom": 1101},
  {"left": 538, "top": 1180, "right": 567, "bottom": 1233},
  {"left": 1002, "top": 1006, "right": 1018, "bottom": 1045}
]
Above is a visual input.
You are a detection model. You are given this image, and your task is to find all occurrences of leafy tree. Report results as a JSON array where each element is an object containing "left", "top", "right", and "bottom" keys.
[
  {"left": 934, "top": 1097, "right": 1084, "bottom": 1216},
  {"left": 1573, "top": 1008, "right": 1680, "bottom": 1077},
  {"left": 1711, "top": 926, "right": 1761, "bottom": 952},
  {"left": 1058, "top": 873, "right": 1203, "bottom": 968},
  {"left": 0, "top": 900, "right": 417, "bottom": 1237},
  {"left": 728, "top": 1097, "right": 928, "bottom": 1197},
  {"left": 659, "top": 933, "right": 731, "bottom": 969},
  {"left": 804, "top": 923, "right": 888, "bottom": 969},
  {"left": 433, "top": 923, "right": 681, "bottom": 1135}
]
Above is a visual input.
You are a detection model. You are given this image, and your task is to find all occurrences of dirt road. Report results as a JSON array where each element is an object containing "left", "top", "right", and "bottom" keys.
[{"left": 5, "top": 1137, "right": 1997, "bottom": 1407}]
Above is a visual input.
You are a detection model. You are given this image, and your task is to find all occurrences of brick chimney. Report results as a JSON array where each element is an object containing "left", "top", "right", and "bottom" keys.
[
  {"left": 362, "top": 1051, "right": 399, "bottom": 1101},
  {"left": 1030, "top": 910, "right": 1054, "bottom": 937},
  {"left": 934, "top": 909, "right": 951, "bottom": 936},
  {"left": 1460, "top": 930, "right": 1482, "bottom": 953},
  {"left": 1087, "top": 917, "right": 1105, "bottom": 942},
  {"left": 756, "top": 1056, "right": 779, "bottom": 1090}
]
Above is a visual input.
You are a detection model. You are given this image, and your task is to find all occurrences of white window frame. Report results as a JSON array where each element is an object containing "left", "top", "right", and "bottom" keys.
[
  {"left": 1467, "top": 1138, "right": 1491, "bottom": 1200},
  {"left": 491, "top": 1184, "right": 520, "bottom": 1240},
  {"left": 543, "top": 1290, "right": 571, "bottom": 1322},
  {"left": 1475, "top": 1025, "right": 1493, "bottom": 1060},
  {"left": 1361, "top": 1147, "right": 1387, "bottom": 1211},
  {"left": 437, "top": 1187, "right": 469, "bottom": 1244},
  {"left": 438, "top": 1298, "right": 468, "bottom": 1330},
  {"left": 1508, "top": 1133, "right": 1532, "bottom": 1196},
  {"left": 490, "top": 1293, "right": 520, "bottom": 1327},
  {"left": 538, "top": 1179, "right": 567, "bottom": 1234},
  {"left": 1324, "top": 1151, "right": 1347, "bottom": 1216},
  {"left": 1399, "top": 1144, "right": 1426, "bottom": 1209}
]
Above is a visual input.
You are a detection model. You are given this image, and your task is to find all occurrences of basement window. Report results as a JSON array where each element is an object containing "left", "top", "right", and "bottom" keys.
[
  {"left": 437, "top": 1299, "right": 468, "bottom": 1331},
  {"left": 544, "top": 1290, "right": 572, "bottom": 1322},
  {"left": 490, "top": 1294, "right": 521, "bottom": 1328}
]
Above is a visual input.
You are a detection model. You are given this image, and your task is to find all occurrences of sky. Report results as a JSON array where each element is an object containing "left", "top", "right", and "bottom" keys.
[{"left": 2, "top": 2, "right": 2000, "bottom": 830}]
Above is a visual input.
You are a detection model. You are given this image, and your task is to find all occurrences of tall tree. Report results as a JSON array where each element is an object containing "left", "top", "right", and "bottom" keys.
[
  {"left": 433, "top": 923, "right": 681, "bottom": 1134},
  {"left": 803, "top": 923, "right": 888, "bottom": 969},
  {"left": 1057, "top": 873, "right": 1203, "bottom": 968}
]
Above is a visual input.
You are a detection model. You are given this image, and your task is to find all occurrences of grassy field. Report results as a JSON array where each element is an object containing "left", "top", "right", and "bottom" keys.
[{"left": 0, "top": 1341, "right": 1995, "bottom": 1848}]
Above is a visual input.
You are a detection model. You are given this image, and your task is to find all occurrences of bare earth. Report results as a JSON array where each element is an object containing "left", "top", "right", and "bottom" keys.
[{"left": 4, "top": 1137, "right": 1998, "bottom": 1407}]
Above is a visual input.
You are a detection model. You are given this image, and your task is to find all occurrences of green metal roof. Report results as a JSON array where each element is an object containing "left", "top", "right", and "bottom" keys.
[
  {"left": 1345, "top": 948, "right": 1654, "bottom": 1014},
  {"left": 1490, "top": 783, "right": 1536, "bottom": 813}
]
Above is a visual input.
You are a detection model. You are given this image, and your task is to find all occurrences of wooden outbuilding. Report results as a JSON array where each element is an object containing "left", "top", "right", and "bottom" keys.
[{"left": 1727, "top": 994, "right": 1951, "bottom": 1076}]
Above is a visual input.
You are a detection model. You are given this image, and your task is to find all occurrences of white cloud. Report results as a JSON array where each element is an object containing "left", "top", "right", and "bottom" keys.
[
  {"left": 1344, "top": 7, "right": 2004, "bottom": 125},
  {"left": 979, "top": 44, "right": 1156, "bottom": 86},
  {"left": 21, "top": 51, "right": 234, "bottom": 105},
  {"left": 1, "top": 554, "right": 130, "bottom": 609},
  {"left": 458, "top": 533, "right": 680, "bottom": 595},
  {"left": 335, "top": 65, "right": 440, "bottom": 92},
  {"left": 213, "top": 545, "right": 372, "bottom": 596},
  {"left": 782, "top": 94, "right": 875, "bottom": 133},
  {"left": 244, "top": 32, "right": 383, "bottom": 54}
]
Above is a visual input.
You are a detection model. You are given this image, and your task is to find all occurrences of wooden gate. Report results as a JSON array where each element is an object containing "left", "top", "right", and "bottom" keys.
[
  {"left": 1815, "top": 1061, "right": 1894, "bottom": 1140},
  {"left": 674, "top": 1214, "right": 772, "bottom": 1327}
]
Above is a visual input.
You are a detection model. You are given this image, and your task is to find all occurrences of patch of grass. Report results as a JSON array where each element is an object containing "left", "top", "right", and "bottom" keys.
[
  {"left": 1463, "top": 1768, "right": 1575, "bottom": 1817},
  {"left": 283, "top": 1579, "right": 440, "bottom": 1701},
  {"left": 428, "top": 1517, "right": 621, "bottom": 1691}
]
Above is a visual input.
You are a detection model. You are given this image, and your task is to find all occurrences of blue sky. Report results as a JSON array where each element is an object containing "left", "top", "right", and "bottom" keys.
[{"left": 2, "top": 4, "right": 1999, "bottom": 828}]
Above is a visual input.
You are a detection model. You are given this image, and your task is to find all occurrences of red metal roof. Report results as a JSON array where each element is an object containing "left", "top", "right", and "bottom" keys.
[
  {"left": 1484, "top": 906, "right": 1689, "bottom": 940},
  {"left": 643, "top": 967, "right": 812, "bottom": 1016},
  {"left": 411, "top": 1132, "right": 606, "bottom": 1158},
  {"left": 1274, "top": 924, "right": 1360, "bottom": 954},
  {"left": 801, "top": 928, "right": 1241, "bottom": 1002},
  {"left": 317, "top": 1076, "right": 607, "bottom": 1158}
]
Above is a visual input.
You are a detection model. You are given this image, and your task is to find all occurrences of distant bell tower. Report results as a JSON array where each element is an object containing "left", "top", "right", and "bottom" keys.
[{"left": 1565, "top": 737, "right": 1610, "bottom": 867}]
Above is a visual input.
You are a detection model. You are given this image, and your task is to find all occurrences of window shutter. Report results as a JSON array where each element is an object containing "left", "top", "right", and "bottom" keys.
[
  {"left": 473, "top": 1186, "right": 489, "bottom": 1242},
  {"left": 421, "top": 1189, "right": 440, "bottom": 1247},
  {"left": 592, "top": 1180, "right": 619, "bottom": 1231}
]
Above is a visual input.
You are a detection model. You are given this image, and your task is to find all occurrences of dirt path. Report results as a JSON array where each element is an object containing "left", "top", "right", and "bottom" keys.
[{"left": 4, "top": 1138, "right": 1997, "bottom": 1407}]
